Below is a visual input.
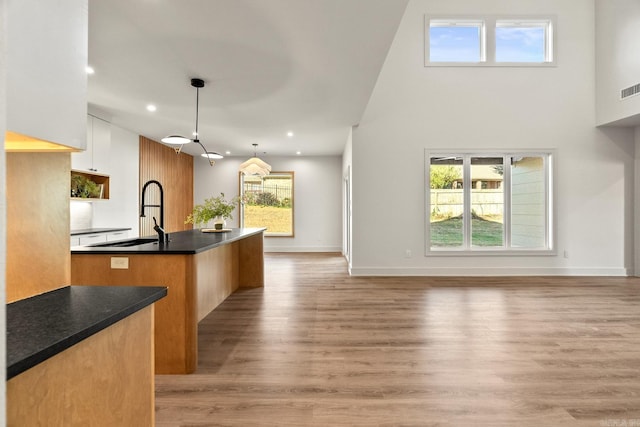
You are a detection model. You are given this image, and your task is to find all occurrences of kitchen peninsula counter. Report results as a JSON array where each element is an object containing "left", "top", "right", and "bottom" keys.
[
  {"left": 71, "top": 227, "right": 265, "bottom": 254},
  {"left": 71, "top": 227, "right": 265, "bottom": 374},
  {"left": 7, "top": 285, "right": 166, "bottom": 425},
  {"left": 7, "top": 285, "right": 166, "bottom": 379}
]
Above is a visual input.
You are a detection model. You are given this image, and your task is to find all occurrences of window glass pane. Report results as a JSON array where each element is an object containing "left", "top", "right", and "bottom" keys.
[
  {"left": 510, "top": 156, "right": 545, "bottom": 248},
  {"left": 470, "top": 157, "right": 504, "bottom": 247},
  {"left": 430, "top": 157, "right": 463, "bottom": 248},
  {"left": 241, "top": 172, "right": 294, "bottom": 237},
  {"left": 496, "top": 22, "right": 547, "bottom": 62},
  {"left": 429, "top": 22, "right": 482, "bottom": 62}
]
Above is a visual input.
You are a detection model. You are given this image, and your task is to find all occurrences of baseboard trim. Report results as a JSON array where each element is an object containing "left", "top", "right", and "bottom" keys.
[{"left": 349, "top": 266, "right": 631, "bottom": 277}]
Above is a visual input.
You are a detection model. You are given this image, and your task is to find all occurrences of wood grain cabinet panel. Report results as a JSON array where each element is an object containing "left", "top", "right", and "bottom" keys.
[{"left": 7, "top": 307, "right": 155, "bottom": 426}]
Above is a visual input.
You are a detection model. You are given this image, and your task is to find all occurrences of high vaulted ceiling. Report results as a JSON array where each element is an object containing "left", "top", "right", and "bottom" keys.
[{"left": 87, "top": 0, "right": 408, "bottom": 158}]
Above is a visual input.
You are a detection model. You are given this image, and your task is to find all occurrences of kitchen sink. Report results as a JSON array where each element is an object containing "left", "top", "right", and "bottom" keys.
[{"left": 90, "top": 238, "right": 158, "bottom": 248}]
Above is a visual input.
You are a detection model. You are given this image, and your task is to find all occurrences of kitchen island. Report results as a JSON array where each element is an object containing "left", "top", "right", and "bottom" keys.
[
  {"left": 71, "top": 228, "right": 265, "bottom": 374},
  {"left": 7, "top": 285, "right": 167, "bottom": 425}
]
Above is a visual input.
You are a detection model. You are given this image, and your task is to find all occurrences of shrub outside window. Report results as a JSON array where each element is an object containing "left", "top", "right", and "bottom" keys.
[{"left": 427, "top": 152, "right": 553, "bottom": 254}]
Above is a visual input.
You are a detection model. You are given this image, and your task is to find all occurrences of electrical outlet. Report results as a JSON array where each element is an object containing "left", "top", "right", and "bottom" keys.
[
  {"left": 405, "top": 249, "right": 412, "bottom": 258},
  {"left": 111, "top": 257, "right": 129, "bottom": 269},
  {"left": 563, "top": 250, "right": 569, "bottom": 259}
]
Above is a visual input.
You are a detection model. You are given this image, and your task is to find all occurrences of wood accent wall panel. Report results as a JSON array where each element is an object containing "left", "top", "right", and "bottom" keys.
[
  {"left": 8, "top": 306, "right": 155, "bottom": 426},
  {"left": 139, "top": 136, "right": 193, "bottom": 237},
  {"left": 6, "top": 152, "right": 70, "bottom": 303},
  {"left": 71, "top": 254, "right": 198, "bottom": 374}
]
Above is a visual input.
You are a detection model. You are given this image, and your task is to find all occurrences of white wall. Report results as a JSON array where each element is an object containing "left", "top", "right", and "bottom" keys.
[
  {"left": 194, "top": 156, "right": 342, "bottom": 252},
  {"left": 635, "top": 126, "right": 640, "bottom": 276},
  {"left": 595, "top": 0, "right": 640, "bottom": 126},
  {"left": 351, "top": 0, "right": 635, "bottom": 276},
  {"left": 91, "top": 125, "right": 140, "bottom": 236},
  {"left": 342, "top": 128, "right": 353, "bottom": 265}
]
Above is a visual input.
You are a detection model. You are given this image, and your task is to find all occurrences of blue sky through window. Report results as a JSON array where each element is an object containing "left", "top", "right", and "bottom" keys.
[
  {"left": 428, "top": 20, "right": 551, "bottom": 64},
  {"left": 496, "top": 26, "right": 545, "bottom": 62},
  {"left": 430, "top": 26, "right": 481, "bottom": 62}
]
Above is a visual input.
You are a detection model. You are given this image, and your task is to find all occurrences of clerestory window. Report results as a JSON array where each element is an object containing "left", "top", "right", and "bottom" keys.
[{"left": 426, "top": 16, "right": 555, "bottom": 66}]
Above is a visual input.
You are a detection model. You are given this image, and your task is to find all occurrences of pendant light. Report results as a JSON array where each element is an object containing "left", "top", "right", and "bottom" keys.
[
  {"left": 161, "top": 78, "right": 223, "bottom": 166},
  {"left": 239, "top": 143, "right": 271, "bottom": 177}
]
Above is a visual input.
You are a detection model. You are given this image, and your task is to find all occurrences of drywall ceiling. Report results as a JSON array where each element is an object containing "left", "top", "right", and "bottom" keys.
[{"left": 88, "top": 0, "right": 408, "bottom": 158}]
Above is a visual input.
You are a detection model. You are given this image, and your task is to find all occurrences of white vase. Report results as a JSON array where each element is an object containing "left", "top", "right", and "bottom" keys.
[{"left": 213, "top": 217, "right": 226, "bottom": 230}]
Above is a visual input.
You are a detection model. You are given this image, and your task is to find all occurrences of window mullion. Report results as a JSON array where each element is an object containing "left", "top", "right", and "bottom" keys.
[
  {"left": 463, "top": 156, "right": 471, "bottom": 249},
  {"left": 503, "top": 155, "right": 511, "bottom": 249},
  {"left": 485, "top": 17, "right": 495, "bottom": 63},
  {"left": 544, "top": 155, "right": 551, "bottom": 249}
]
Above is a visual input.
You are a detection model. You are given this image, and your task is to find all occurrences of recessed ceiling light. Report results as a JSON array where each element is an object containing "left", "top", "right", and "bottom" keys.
[
  {"left": 86, "top": 66, "right": 95, "bottom": 75},
  {"left": 146, "top": 104, "right": 157, "bottom": 112},
  {"left": 296, "top": 151, "right": 302, "bottom": 155},
  {"left": 225, "top": 151, "right": 231, "bottom": 155},
  {"left": 287, "top": 131, "right": 294, "bottom": 137}
]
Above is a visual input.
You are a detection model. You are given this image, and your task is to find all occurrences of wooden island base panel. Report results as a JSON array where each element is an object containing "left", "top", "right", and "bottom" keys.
[
  {"left": 7, "top": 286, "right": 166, "bottom": 426},
  {"left": 70, "top": 228, "right": 265, "bottom": 374}
]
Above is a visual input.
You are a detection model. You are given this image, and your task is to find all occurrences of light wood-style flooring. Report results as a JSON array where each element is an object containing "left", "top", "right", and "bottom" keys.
[{"left": 155, "top": 253, "right": 640, "bottom": 426}]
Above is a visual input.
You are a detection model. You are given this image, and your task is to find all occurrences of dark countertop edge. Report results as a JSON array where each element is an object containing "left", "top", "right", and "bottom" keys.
[
  {"left": 7, "top": 285, "right": 167, "bottom": 380},
  {"left": 192, "top": 227, "right": 265, "bottom": 254},
  {"left": 71, "top": 227, "right": 132, "bottom": 236},
  {"left": 70, "top": 228, "right": 266, "bottom": 255}
]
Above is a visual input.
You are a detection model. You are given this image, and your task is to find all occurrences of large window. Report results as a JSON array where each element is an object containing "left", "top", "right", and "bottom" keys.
[
  {"left": 426, "top": 16, "right": 555, "bottom": 66},
  {"left": 427, "top": 152, "right": 553, "bottom": 254},
  {"left": 240, "top": 172, "right": 294, "bottom": 237}
]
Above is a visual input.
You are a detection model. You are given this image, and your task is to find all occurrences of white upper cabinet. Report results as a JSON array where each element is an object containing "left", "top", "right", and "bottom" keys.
[
  {"left": 73, "top": 115, "right": 111, "bottom": 173},
  {"left": 6, "top": 0, "right": 88, "bottom": 150}
]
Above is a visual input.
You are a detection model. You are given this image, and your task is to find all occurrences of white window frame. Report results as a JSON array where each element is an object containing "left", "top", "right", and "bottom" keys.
[
  {"left": 425, "top": 15, "right": 556, "bottom": 67},
  {"left": 425, "top": 150, "right": 555, "bottom": 256}
]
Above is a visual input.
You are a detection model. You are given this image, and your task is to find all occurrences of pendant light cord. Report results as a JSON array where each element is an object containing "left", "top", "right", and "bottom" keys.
[{"left": 194, "top": 87, "right": 200, "bottom": 141}]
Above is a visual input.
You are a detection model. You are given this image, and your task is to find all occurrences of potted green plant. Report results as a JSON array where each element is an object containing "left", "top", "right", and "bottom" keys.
[
  {"left": 71, "top": 174, "right": 101, "bottom": 198},
  {"left": 185, "top": 193, "right": 240, "bottom": 230}
]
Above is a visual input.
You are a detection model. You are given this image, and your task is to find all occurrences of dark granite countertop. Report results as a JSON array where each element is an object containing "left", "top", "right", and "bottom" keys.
[
  {"left": 7, "top": 285, "right": 167, "bottom": 380},
  {"left": 71, "top": 227, "right": 132, "bottom": 236},
  {"left": 70, "top": 228, "right": 265, "bottom": 255}
]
